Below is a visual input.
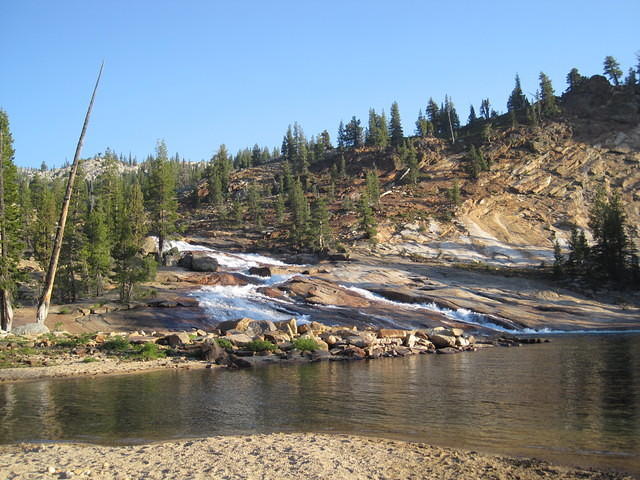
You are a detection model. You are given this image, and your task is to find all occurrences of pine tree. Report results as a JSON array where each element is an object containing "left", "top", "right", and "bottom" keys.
[
  {"left": 588, "top": 189, "right": 630, "bottom": 280},
  {"left": 426, "top": 98, "right": 440, "bottom": 134},
  {"left": 467, "top": 105, "right": 477, "bottom": 126},
  {"left": 113, "top": 180, "right": 155, "bottom": 302},
  {"left": 365, "top": 169, "right": 380, "bottom": 206},
  {"left": 288, "top": 178, "right": 309, "bottom": 246},
  {"left": 0, "top": 110, "right": 22, "bottom": 331},
  {"left": 553, "top": 238, "right": 564, "bottom": 277},
  {"left": 146, "top": 140, "right": 178, "bottom": 261},
  {"left": 603, "top": 56, "right": 623, "bottom": 86},
  {"left": 337, "top": 121, "right": 346, "bottom": 150},
  {"left": 358, "top": 193, "right": 377, "bottom": 241},
  {"left": 246, "top": 184, "right": 262, "bottom": 225},
  {"left": 539, "top": 72, "right": 560, "bottom": 117},
  {"left": 310, "top": 197, "right": 332, "bottom": 252},
  {"left": 344, "top": 116, "right": 364, "bottom": 148},
  {"left": 85, "top": 201, "right": 112, "bottom": 296},
  {"left": 624, "top": 68, "right": 637, "bottom": 87},
  {"left": 415, "top": 109, "right": 433, "bottom": 137},
  {"left": 389, "top": 102, "right": 404, "bottom": 148},
  {"left": 366, "top": 109, "right": 389, "bottom": 147},
  {"left": 566, "top": 68, "right": 585, "bottom": 92},
  {"left": 567, "top": 227, "right": 589, "bottom": 274},
  {"left": 480, "top": 99, "right": 491, "bottom": 120},
  {"left": 507, "top": 74, "right": 529, "bottom": 113},
  {"left": 405, "top": 148, "right": 419, "bottom": 185}
]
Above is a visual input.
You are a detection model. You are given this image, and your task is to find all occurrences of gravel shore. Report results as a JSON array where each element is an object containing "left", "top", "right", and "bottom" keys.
[{"left": 0, "top": 433, "right": 634, "bottom": 480}]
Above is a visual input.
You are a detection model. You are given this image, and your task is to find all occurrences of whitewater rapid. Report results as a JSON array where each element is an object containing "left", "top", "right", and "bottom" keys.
[{"left": 162, "top": 239, "right": 628, "bottom": 334}]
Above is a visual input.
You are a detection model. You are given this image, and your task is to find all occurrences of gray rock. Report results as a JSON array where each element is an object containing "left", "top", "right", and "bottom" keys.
[
  {"left": 191, "top": 252, "right": 220, "bottom": 272},
  {"left": 158, "top": 332, "right": 192, "bottom": 347},
  {"left": 12, "top": 323, "right": 50, "bottom": 336},
  {"left": 429, "top": 333, "right": 457, "bottom": 349},
  {"left": 226, "top": 333, "right": 254, "bottom": 346},
  {"left": 248, "top": 266, "right": 271, "bottom": 277}
]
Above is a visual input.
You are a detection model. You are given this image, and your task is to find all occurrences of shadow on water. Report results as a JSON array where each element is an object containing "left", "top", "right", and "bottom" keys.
[{"left": 1, "top": 335, "right": 639, "bottom": 475}]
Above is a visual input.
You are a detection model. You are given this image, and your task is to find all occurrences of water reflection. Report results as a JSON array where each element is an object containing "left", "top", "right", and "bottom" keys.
[{"left": 0, "top": 335, "right": 639, "bottom": 474}]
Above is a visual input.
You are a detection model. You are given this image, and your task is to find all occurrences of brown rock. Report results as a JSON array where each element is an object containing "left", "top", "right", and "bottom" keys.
[
  {"left": 158, "top": 333, "right": 192, "bottom": 347},
  {"left": 342, "top": 345, "right": 366, "bottom": 359},
  {"left": 248, "top": 266, "right": 271, "bottom": 277},
  {"left": 285, "top": 277, "right": 370, "bottom": 308},
  {"left": 345, "top": 332, "right": 377, "bottom": 348},
  {"left": 264, "top": 331, "right": 291, "bottom": 343},
  {"left": 225, "top": 333, "right": 254, "bottom": 346},
  {"left": 257, "top": 287, "right": 284, "bottom": 299},
  {"left": 378, "top": 329, "right": 409, "bottom": 339},
  {"left": 429, "top": 333, "right": 457, "bottom": 349}
]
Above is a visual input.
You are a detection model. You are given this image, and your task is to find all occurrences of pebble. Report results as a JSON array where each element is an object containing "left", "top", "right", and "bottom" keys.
[{"left": 47, "top": 466, "right": 56, "bottom": 473}]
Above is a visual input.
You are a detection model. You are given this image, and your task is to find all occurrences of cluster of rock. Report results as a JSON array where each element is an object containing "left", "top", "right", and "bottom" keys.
[{"left": 114, "top": 318, "right": 484, "bottom": 367}]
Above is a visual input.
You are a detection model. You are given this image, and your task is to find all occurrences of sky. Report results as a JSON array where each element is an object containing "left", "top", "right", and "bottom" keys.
[{"left": 1, "top": 0, "right": 639, "bottom": 169}]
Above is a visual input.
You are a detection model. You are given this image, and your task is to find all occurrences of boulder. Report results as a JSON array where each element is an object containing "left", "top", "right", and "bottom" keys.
[
  {"left": 404, "top": 333, "right": 417, "bottom": 348},
  {"left": 284, "top": 277, "right": 370, "bottom": 308},
  {"left": 257, "top": 287, "right": 285, "bottom": 299},
  {"left": 190, "top": 252, "right": 219, "bottom": 272},
  {"left": 217, "top": 318, "right": 254, "bottom": 333},
  {"left": 201, "top": 341, "right": 228, "bottom": 362},
  {"left": 12, "top": 323, "right": 50, "bottom": 336},
  {"left": 345, "top": 331, "right": 377, "bottom": 348},
  {"left": 436, "top": 347, "right": 460, "bottom": 355},
  {"left": 163, "top": 247, "right": 181, "bottom": 267},
  {"left": 342, "top": 345, "right": 366, "bottom": 359},
  {"left": 429, "top": 333, "right": 457, "bottom": 349},
  {"left": 298, "top": 321, "right": 329, "bottom": 335},
  {"left": 377, "top": 329, "right": 408, "bottom": 339},
  {"left": 181, "top": 272, "right": 252, "bottom": 287},
  {"left": 248, "top": 266, "right": 271, "bottom": 277},
  {"left": 276, "top": 318, "right": 298, "bottom": 337},
  {"left": 158, "top": 332, "right": 192, "bottom": 347},
  {"left": 229, "top": 354, "right": 252, "bottom": 368},
  {"left": 141, "top": 236, "right": 157, "bottom": 255},
  {"left": 225, "top": 333, "right": 254, "bottom": 346},
  {"left": 264, "top": 331, "right": 291, "bottom": 343}
]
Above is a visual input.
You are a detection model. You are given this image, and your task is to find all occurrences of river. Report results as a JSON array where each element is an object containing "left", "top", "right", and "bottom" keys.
[{"left": 1, "top": 334, "right": 638, "bottom": 475}]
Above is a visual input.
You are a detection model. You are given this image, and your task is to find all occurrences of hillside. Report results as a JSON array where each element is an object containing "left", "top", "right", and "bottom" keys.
[{"left": 186, "top": 75, "right": 639, "bottom": 269}]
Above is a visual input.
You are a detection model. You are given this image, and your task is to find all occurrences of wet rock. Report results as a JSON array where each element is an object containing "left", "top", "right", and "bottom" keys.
[
  {"left": 342, "top": 345, "right": 366, "bottom": 359},
  {"left": 436, "top": 347, "right": 460, "bottom": 355},
  {"left": 248, "top": 266, "right": 271, "bottom": 277},
  {"left": 181, "top": 272, "right": 252, "bottom": 287},
  {"left": 310, "top": 350, "right": 331, "bottom": 362},
  {"left": 257, "top": 286, "right": 284, "bottom": 298},
  {"left": 190, "top": 252, "right": 220, "bottom": 272},
  {"left": 229, "top": 354, "right": 252, "bottom": 368},
  {"left": 284, "top": 277, "right": 371, "bottom": 308}
]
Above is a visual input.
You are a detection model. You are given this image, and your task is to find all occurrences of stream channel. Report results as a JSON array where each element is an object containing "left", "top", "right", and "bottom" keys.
[{"left": 1, "top": 243, "right": 639, "bottom": 475}]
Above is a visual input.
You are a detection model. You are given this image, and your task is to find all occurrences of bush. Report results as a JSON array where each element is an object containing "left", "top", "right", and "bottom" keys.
[
  {"left": 101, "top": 336, "right": 131, "bottom": 352},
  {"left": 132, "top": 343, "right": 166, "bottom": 361},
  {"left": 292, "top": 337, "right": 320, "bottom": 352},
  {"left": 245, "top": 339, "right": 277, "bottom": 352},
  {"left": 82, "top": 357, "right": 99, "bottom": 363},
  {"left": 216, "top": 338, "right": 233, "bottom": 349}
]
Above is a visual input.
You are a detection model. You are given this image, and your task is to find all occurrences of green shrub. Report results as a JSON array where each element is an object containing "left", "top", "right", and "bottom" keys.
[
  {"left": 55, "top": 333, "right": 95, "bottom": 349},
  {"left": 82, "top": 357, "right": 99, "bottom": 363},
  {"left": 132, "top": 343, "right": 166, "bottom": 361},
  {"left": 216, "top": 338, "right": 233, "bottom": 349},
  {"left": 245, "top": 339, "right": 277, "bottom": 352},
  {"left": 101, "top": 336, "right": 131, "bottom": 352},
  {"left": 292, "top": 337, "right": 320, "bottom": 352}
]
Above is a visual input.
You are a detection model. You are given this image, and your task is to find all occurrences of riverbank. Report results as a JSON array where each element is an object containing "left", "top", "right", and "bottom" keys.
[{"left": 0, "top": 433, "right": 634, "bottom": 480}]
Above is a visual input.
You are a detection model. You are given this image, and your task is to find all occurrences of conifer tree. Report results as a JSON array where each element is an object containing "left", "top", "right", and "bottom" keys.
[
  {"left": 146, "top": 140, "right": 178, "bottom": 261},
  {"left": 603, "top": 56, "right": 623, "bottom": 85},
  {"left": 539, "top": 72, "right": 560, "bottom": 117},
  {"left": 344, "top": 116, "right": 364, "bottom": 148},
  {"left": 426, "top": 98, "right": 440, "bottom": 134},
  {"left": 480, "top": 99, "right": 491, "bottom": 120},
  {"left": 113, "top": 180, "right": 155, "bottom": 302},
  {"left": 0, "top": 111, "right": 22, "bottom": 331},
  {"left": 288, "top": 178, "right": 309, "bottom": 246},
  {"left": 310, "top": 197, "right": 332, "bottom": 252},
  {"left": 389, "top": 102, "right": 404, "bottom": 148},
  {"left": 566, "top": 68, "right": 585, "bottom": 92},
  {"left": 567, "top": 227, "right": 589, "bottom": 274},
  {"left": 85, "top": 201, "right": 112, "bottom": 296},
  {"left": 337, "top": 121, "right": 346, "bottom": 149},
  {"left": 467, "top": 105, "right": 478, "bottom": 126},
  {"left": 507, "top": 74, "right": 529, "bottom": 113},
  {"left": 365, "top": 169, "right": 380, "bottom": 206},
  {"left": 358, "top": 193, "right": 377, "bottom": 241},
  {"left": 415, "top": 110, "right": 433, "bottom": 137},
  {"left": 588, "top": 189, "right": 630, "bottom": 280},
  {"left": 405, "top": 148, "right": 419, "bottom": 185}
]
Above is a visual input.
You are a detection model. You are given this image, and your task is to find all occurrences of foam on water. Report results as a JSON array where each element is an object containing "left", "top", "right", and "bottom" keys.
[{"left": 163, "top": 239, "right": 290, "bottom": 270}]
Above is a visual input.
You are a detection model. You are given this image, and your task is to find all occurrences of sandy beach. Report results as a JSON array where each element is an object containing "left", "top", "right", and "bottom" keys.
[{"left": 0, "top": 433, "right": 633, "bottom": 480}]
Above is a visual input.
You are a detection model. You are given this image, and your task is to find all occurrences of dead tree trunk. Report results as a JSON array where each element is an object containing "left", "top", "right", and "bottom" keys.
[
  {"left": 0, "top": 131, "right": 13, "bottom": 332},
  {"left": 35, "top": 63, "right": 103, "bottom": 325}
]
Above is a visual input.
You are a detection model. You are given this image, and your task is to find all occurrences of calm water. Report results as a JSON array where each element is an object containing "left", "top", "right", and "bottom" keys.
[{"left": 1, "top": 335, "right": 639, "bottom": 475}]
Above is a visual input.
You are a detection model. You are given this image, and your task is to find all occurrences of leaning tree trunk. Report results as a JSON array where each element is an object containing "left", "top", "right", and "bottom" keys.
[
  {"left": 35, "top": 63, "right": 103, "bottom": 325},
  {"left": 0, "top": 131, "right": 14, "bottom": 332}
]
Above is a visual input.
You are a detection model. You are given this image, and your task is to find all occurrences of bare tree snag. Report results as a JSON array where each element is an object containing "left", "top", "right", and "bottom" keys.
[{"left": 35, "top": 63, "right": 103, "bottom": 325}]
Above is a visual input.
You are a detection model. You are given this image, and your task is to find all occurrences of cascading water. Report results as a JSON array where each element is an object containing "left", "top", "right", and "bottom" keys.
[{"left": 162, "top": 239, "right": 593, "bottom": 334}]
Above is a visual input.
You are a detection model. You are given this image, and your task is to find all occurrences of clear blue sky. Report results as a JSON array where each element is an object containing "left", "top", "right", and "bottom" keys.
[{"left": 2, "top": 0, "right": 639, "bottom": 168}]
